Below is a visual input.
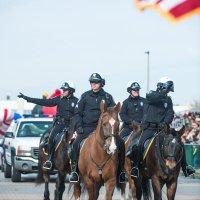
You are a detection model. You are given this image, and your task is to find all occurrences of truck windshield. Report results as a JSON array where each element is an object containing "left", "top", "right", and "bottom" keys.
[{"left": 17, "top": 121, "right": 53, "bottom": 137}]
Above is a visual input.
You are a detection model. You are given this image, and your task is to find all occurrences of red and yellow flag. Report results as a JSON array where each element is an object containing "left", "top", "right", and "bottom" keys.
[{"left": 134, "top": 0, "right": 200, "bottom": 23}]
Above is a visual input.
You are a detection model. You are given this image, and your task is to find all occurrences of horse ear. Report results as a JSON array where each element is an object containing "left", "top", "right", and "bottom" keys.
[
  {"left": 132, "top": 121, "right": 141, "bottom": 133},
  {"left": 177, "top": 125, "right": 185, "bottom": 136},
  {"left": 100, "top": 100, "right": 107, "bottom": 113},
  {"left": 114, "top": 102, "right": 121, "bottom": 113}
]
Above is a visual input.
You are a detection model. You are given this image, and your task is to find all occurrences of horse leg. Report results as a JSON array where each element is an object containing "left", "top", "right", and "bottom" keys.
[
  {"left": 166, "top": 178, "right": 178, "bottom": 200},
  {"left": 151, "top": 175, "right": 164, "bottom": 200},
  {"left": 129, "top": 178, "right": 137, "bottom": 200},
  {"left": 44, "top": 173, "right": 50, "bottom": 200},
  {"left": 84, "top": 177, "right": 95, "bottom": 200},
  {"left": 73, "top": 182, "right": 81, "bottom": 200},
  {"left": 105, "top": 178, "right": 116, "bottom": 200},
  {"left": 120, "top": 183, "right": 126, "bottom": 200},
  {"left": 93, "top": 183, "right": 101, "bottom": 200},
  {"left": 54, "top": 171, "right": 66, "bottom": 200}
]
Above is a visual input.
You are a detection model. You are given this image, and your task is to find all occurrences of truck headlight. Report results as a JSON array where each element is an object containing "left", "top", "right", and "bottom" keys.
[{"left": 17, "top": 146, "right": 32, "bottom": 156}]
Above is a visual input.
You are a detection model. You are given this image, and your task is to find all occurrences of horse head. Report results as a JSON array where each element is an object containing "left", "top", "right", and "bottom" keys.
[
  {"left": 98, "top": 100, "right": 121, "bottom": 155},
  {"left": 161, "top": 126, "right": 185, "bottom": 170},
  {"left": 131, "top": 121, "right": 142, "bottom": 135}
]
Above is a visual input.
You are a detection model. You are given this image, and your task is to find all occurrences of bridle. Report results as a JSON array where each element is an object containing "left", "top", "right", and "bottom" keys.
[
  {"left": 160, "top": 135, "right": 183, "bottom": 166},
  {"left": 90, "top": 112, "right": 118, "bottom": 175},
  {"left": 156, "top": 132, "right": 184, "bottom": 175}
]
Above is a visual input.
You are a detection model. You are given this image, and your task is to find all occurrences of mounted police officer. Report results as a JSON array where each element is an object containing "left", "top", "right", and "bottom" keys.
[
  {"left": 69, "top": 73, "right": 126, "bottom": 183},
  {"left": 120, "top": 82, "right": 145, "bottom": 139},
  {"left": 18, "top": 81, "right": 78, "bottom": 170},
  {"left": 130, "top": 76, "right": 195, "bottom": 178}
]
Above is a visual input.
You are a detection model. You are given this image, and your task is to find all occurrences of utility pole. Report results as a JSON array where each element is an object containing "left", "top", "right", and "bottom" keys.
[{"left": 145, "top": 51, "right": 150, "bottom": 93}]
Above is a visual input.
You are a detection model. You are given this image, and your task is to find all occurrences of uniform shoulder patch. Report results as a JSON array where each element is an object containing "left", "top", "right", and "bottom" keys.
[{"left": 105, "top": 93, "right": 111, "bottom": 99}]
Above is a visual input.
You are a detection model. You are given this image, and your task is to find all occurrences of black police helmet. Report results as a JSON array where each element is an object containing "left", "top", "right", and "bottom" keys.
[
  {"left": 89, "top": 73, "right": 105, "bottom": 87},
  {"left": 157, "top": 77, "right": 174, "bottom": 93},
  {"left": 127, "top": 82, "right": 141, "bottom": 93},
  {"left": 60, "top": 81, "right": 75, "bottom": 93}
]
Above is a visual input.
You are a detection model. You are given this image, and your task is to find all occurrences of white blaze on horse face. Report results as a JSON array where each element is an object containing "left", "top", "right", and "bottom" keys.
[
  {"left": 109, "top": 117, "right": 115, "bottom": 129},
  {"left": 109, "top": 117, "right": 117, "bottom": 154}
]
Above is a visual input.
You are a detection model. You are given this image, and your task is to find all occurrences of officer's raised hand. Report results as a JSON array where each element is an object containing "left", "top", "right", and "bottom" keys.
[{"left": 18, "top": 92, "right": 26, "bottom": 99}]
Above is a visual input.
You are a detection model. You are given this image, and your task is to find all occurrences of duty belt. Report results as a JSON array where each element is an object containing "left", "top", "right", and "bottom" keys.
[{"left": 148, "top": 122, "right": 159, "bottom": 128}]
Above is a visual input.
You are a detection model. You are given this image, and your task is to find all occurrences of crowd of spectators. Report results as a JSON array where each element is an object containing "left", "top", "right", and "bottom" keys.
[{"left": 172, "top": 112, "right": 200, "bottom": 144}]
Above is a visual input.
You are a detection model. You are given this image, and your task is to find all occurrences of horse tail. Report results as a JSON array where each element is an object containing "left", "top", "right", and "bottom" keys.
[
  {"left": 142, "top": 179, "right": 151, "bottom": 200},
  {"left": 35, "top": 156, "right": 44, "bottom": 185}
]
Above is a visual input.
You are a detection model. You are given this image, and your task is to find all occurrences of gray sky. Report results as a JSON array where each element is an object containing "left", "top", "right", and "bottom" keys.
[{"left": 0, "top": 0, "right": 200, "bottom": 104}]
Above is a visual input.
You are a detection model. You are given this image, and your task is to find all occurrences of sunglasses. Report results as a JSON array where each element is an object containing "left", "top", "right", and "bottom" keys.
[{"left": 90, "top": 81, "right": 100, "bottom": 84}]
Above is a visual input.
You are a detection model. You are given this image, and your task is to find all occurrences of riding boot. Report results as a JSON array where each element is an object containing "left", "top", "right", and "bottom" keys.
[
  {"left": 43, "top": 143, "right": 54, "bottom": 170},
  {"left": 181, "top": 147, "right": 195, "bottom": 177},
  {"left": 69, "top": 149, "right": 79, "bottom": 183},
  {"left": 130, "top": 147, "right": 140, "bottom": 178},
  {"left": 117, "top": 138, "right": 126, "bottom": 183}
]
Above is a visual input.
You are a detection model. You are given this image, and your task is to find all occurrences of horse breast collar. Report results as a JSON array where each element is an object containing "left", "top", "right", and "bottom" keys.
[{"left": 89, "top": 152, "right": 112, "bottom": 175}]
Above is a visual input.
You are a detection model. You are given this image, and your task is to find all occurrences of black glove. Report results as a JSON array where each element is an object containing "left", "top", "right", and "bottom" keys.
[
  {"left": 18, "top": 92, "right": 26, "bottom": 99},
  {"left": 159, "top": 122, "right": 168, "bottom": 130}
]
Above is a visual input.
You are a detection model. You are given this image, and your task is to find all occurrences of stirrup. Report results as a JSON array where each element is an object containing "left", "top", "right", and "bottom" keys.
[
  {"left": 131, "top": 167, "right": 139, "bottom": 178},
  {"left": 43, "top": 160, "right": 52, "bottom": 170},
  {"left": 119, "top": 171, "right": 126, "bottom": 183},
  {"left": 69, "top": 172, "right": 79, "bottom": 183}
]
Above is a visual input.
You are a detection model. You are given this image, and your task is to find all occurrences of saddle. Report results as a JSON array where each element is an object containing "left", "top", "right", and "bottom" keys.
[
  {"left": 79, "top": 138, "right": 88, "bottom": 153},
  {"left": 122, "top": 133, "right": 131, "bottom": 142},
  {"left": 143, "top": 136, "right": 156, "bottom": 160},
  {"left": 40, "top": 131, "right": 66, "bottom": 155},
  {"left": 125, "top": 133, "right": 140, "bottom": 157}
]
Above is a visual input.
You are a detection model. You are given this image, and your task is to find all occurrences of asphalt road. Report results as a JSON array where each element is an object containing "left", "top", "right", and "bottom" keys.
[{"left": 0, "top": 172, "right": 200, "bottom": 200}]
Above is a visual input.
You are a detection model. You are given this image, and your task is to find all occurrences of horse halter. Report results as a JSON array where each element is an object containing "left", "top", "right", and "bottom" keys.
[{"left": 98, "top": 114, "right": 118, "bottom": 155}]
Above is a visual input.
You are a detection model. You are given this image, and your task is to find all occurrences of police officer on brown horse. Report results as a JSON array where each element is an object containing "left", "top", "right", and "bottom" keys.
[
  {"left": 120, "top": 82, "right": 145, "bottom": 139},
  {"left": 18, "top": 81, "right": 78, "bottom": 170},
  {"left": 69, "top": 73, "right": 126, "bottom": 183},
  {"left": 129, "top": 77, "right": 195, "bottom": 178}
]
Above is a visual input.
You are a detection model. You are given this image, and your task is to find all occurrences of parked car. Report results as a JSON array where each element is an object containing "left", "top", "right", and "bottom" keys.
[
  {"left": 0, "top": 137, "right": 5, "bottom": 172},
  {"left": 4, "top": 117, "right": 53, "bottom": 182}
]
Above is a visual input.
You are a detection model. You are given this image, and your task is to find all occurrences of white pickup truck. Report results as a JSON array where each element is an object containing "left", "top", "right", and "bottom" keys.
[{"left": 3, "top": 117, "right": 53, "bottom": 182}]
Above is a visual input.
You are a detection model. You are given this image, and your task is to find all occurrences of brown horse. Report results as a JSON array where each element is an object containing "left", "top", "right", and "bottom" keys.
[
  {"left": 36, "top": 120, "right": 75, "bottom": 200},
  {"left": 133, "top": 125, "right": 185, "bottom": 200},
  {"left": 73, "top": 101, "right": 121, "bottom": 200},
  {"left": 120, "top": 122, "right": 141, "bottom": 200}
]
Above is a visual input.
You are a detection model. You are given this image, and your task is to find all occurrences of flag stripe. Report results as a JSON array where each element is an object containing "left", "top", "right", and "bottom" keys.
[
  {"left": 169, "top": 0, "right": 200, "bottom": 18},
  {"left": 134, "top": 0, "right": 200, "bottom": 22}
]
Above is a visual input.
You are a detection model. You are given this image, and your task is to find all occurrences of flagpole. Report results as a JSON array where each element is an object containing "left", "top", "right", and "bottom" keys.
[{"left": 145, "top": 51, "right": 150, "bottom": 93}]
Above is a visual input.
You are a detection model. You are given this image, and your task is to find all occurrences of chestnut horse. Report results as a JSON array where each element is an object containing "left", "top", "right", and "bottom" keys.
[
  {"left": 133, "top": 125, "right": 185, "bottom": 200},
  {"left": 120, "top": 122, "right": 141, "bottom": 200},
  {"left": 36, "top": 120, "right": 75, "bottom": 200},
  {"left": 73, "top": 101, "right": 121, "bottom": 200}
]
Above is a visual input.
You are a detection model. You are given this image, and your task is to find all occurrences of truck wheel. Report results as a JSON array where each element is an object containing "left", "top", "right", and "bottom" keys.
[
  {"left": 11, "top": 163, "right": 21, "bottom": 182},
  {"left": 4, "top": 159, "right": 11, "bottom": 178}
]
